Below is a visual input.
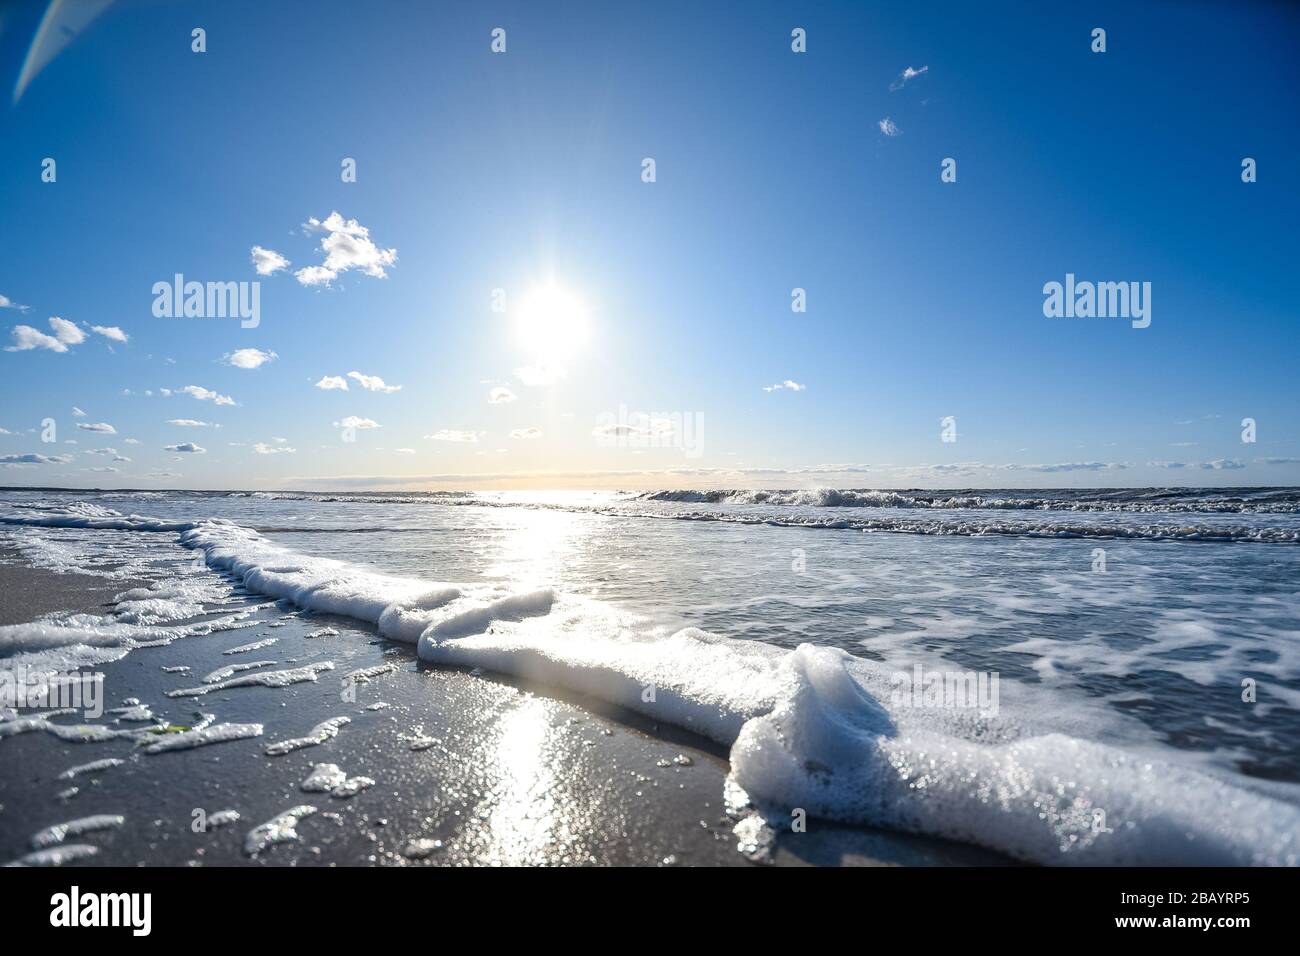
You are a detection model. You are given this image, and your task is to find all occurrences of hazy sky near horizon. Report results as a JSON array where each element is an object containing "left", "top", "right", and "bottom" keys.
[{"left": 1, "top": 0, "right": 1297, "bottom": 491}]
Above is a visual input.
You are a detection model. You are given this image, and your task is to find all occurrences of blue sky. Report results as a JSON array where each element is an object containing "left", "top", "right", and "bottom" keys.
[{"left": 1, "top": 0, "right": 1297, "bottom": 490}]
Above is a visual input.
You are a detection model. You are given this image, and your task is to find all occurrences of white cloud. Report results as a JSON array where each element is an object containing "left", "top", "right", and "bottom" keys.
[
  {"left": 253, "top": 442, "right": 296, "bottom": 454},
  {"left": 1200, "top": 458, "right": 1246, "bottom": 470},
  {"left": 5, "top": 325, "right": 65, "bottom": 352},
  {"left": 180, "top": 385, "right": 236, "bottom": 406},
  {"left": 509, "top": 428, "right": 543, "bottom": 440},
  {"left": 488, "top": 386, "right": 517, "bottom": 405},
  {"left": 72, "top": 406, "right": 86, "bottom": 417},
  {"left": 225, "top": 348, "right": 277, "bottom": 370},
  {"left": 123, "top": 438, "right": 140, "bottom": 445},
  {"left": 250, "top": 245, "right": 290, "bottom": 276},
  {"left": 167, "top": 419, "right": 211, "bottom": 427},
  {"left": 295, "top": 212, "right": 397, "bottom": 286},
  {"left": 0, "top": 294, "right": 30, "bottom": 311},
  {"left": 889, "top": 64, "right": 929, "bottom": 91},
  {"left": 592, "top": 418, "right": 674, "bottom": 440},
  {"left": 314, "top": 375, "right": 349, "bottom": 391},
  {"left": 347, "top": 371, "right": 401, "bottom": 393},
  {"left": 334, "top": 416, "right": 380, "bottom": 430},
  {"left": 878, "top": 117, "right": 901, "bottom": 137},
  {"left": 165, "top": 442, "right": 206, "bottom": 454},
  {"left": 294, "top": 266, "right": 336, "bottom": 287},
  {"left": 0, "top": 452, "right": 73, "bottom": 465},
  {"left": 48, "top": 317, "right": 84, "bottom": 345},
  {"left": 90, "top": 325, "right": 128, "bottom": 343},
  {"left": 1018, "top": 461, "right": 1126, "bottom": 473},
  {"left": 394, "top": 448, "right": 416, "bottom": 454},
  {"left": 5, "top": 316, "right": 85, "bottom": 352},
  {"left": 77, "top": 422, "right": 117, "bottom": 434},
  {"left": 514, "top": 364, "right": 567, "bottom": 387},
  {"left": 425, "top": 429, "right": 483, "bottom": 443},
  {"left": 763, "top": 379, "right": 806, "bottom": 392}
]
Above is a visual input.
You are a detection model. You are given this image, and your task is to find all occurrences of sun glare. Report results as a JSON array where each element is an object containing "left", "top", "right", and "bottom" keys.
[{"left": 514, "top": 281, "right": 589, "bottom": 358}]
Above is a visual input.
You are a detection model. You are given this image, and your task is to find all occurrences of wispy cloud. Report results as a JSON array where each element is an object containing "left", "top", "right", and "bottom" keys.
[
  {"left": 763, "top": 379, "right": 806, "bottom": 392},
  {"left": 77, "top": 422, "right": 117, "bottom": 434},
  {"left": 1018, "top": 461, "right": 1127, "bottom": 473},
  {"left": 180, "top": 385, "right": 236, "bottom": 406},
  {"left": 167, "top": 419, "right": 212, "bottom": 427},
  {"left": 425, "top": 429, "right": 483, "bottom": 443},
  {"left": 166, "top": 442, "right": 207, "bottom": 454},
  {"left": 1, "top": 452, "right": 73, "bottom": 465},
  {"left": 509, "top": 427, "right": 543, "bottom": 440},
  {"left": 347, "top": 371, "right": 401, "bottom": 393},
  {"left": 889, "top": 64, "right": 929, "bottom": 91},
  {"left": 488, "top": 386, "right": 517, "bottom": 405},
  {"left": 314, "top": 375, "right": 349, "bottom": 391},
  {"left": 334, "top": 416, "right": 380, "bottom": 430},
  {"left": 0, "top": 293, "right": 31, "bottom": 312},
  {"left": 253, "top": 442, "right": 296, "bottom": 454},
  {"left": 878, "top": 117, "right": 901, "bottom": 137}
]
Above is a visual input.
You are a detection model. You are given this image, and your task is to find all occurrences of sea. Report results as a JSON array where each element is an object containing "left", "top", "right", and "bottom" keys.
[{"left": 1, "top": 486, "right": 1298, "bottom": 865}]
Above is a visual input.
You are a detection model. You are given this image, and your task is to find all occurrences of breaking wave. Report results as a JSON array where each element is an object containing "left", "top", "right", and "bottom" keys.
[{"left": 2, "top": 501, "right": 1296, "bottom": 865}]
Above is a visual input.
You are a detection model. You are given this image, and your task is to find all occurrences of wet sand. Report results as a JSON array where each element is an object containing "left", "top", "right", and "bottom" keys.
[
  {"left": 0, "top": 549, "right": 135, "bottom": 626},
  {"left": 0, "top": 561, "right": 1008, "bottom": 867}
]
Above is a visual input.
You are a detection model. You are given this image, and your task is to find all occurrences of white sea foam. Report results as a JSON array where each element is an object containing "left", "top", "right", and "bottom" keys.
[
  {"left": 165, "top": 662, "right": 335, "bottom": 697},
  {"left": 244, "top": 805, "right": 316, "bottom": 856},
  {"left": 342, "top": 663, "right": 397, "bottom": 683},
  {"left": 202, "top": 660, "right": 277, "bottom": 684},
  {"left": 224, "top": 637, "right": 278, "bottom": 655},
  {"left": 207, "top": 809, "right": 241, "bottom": 829},
  {"left": 264, "top": 716, "right": 351, "bottom": 756},
  {"left": 57, "top": 758, "right": 125, "bottom": 780},
  {"left": 3, "top": 844, "right": 100, "bottom": 867},
  {"left": 139, "top": 721, "right": 262, "bottom": 754},
  {"left": 30, "top": 814, "right": 124, "bottom": 849},
  {"left": 4, "top": 501, "right": 1299, "bottom": 865},
  {"left": 300, "top": 762, "right": 374, "bottom": 798}
]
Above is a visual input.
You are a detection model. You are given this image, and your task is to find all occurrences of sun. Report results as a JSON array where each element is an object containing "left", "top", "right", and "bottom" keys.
[{"left": 513, "top": 280, "right": 589, "bottom": 358}]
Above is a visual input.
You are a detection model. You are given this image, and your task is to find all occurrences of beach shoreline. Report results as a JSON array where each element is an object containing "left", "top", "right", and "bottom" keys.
[{"left": 0, "top": 555, "right": 1006, "bottom": 867}]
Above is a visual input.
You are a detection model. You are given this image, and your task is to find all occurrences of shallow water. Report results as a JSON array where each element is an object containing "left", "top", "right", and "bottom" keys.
[{"left": 1, "top": 488, "right": 1298, "bottom": 865}]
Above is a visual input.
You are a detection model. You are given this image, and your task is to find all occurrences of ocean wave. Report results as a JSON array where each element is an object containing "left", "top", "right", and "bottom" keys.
[
  {"left": 0, "top": 501, "right": 196, "bottom": 532},
  {"left": 6, "top": 503, "right": 1291, "bottom": 863},
  {"left": 180, "top": 517, "right": 1300, "bottom": 863},
  {"left": 634, "top": 487, "right": 1300, "bottom": 514},
  {"left": 605, "top": 508, "right": 1300, "bottom": 542}
]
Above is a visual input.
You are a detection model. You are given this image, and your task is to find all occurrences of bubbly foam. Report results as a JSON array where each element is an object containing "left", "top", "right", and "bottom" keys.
[{"left": 3, "top": 499, "right": 1298, "bottom": 865}]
